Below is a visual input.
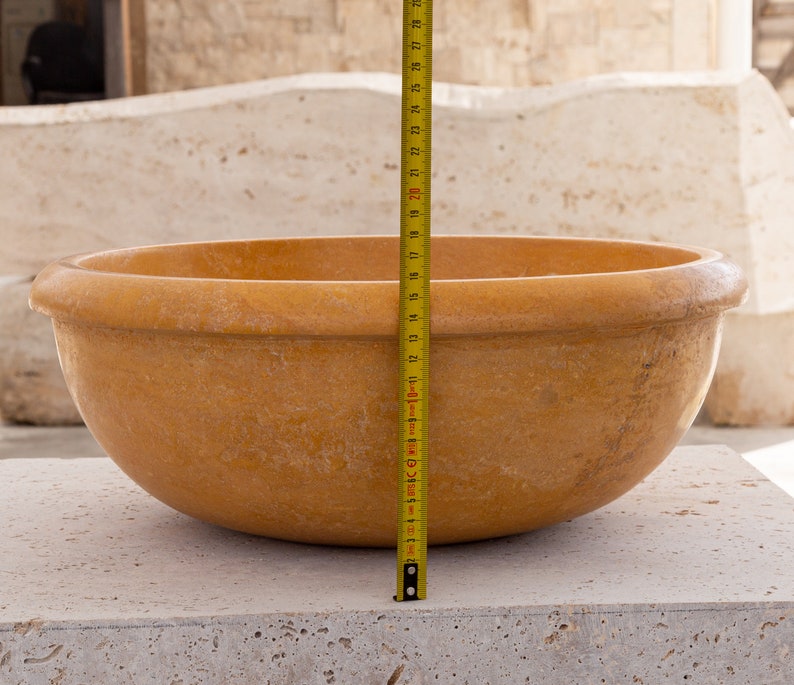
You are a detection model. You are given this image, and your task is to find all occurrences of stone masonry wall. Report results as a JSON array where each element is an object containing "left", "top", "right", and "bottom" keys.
[{"left": 145, "top": 0, "right": 716, "bottom": 93}]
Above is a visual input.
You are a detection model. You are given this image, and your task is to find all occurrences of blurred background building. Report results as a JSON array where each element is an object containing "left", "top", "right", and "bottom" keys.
[{"left": 0, "top": 1, "right": 792, "bottom": 110}]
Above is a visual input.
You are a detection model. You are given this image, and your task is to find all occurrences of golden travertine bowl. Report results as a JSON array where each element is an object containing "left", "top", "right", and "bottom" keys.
[{"left": 30, "top": 235, "right": 747, "bottom": 546}]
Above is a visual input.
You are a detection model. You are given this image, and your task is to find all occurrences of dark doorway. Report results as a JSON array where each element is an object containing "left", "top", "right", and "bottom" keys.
[{"left": 20, "top": 0, "right": 105, "bottom": 104}]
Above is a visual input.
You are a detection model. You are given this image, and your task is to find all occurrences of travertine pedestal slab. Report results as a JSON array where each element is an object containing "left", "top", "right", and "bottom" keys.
[{"left": 1, "top": 445, "right": 793, "bottom": 683}]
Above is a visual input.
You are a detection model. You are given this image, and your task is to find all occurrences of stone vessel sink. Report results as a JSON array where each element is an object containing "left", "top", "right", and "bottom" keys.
[{"left": 30, "top": 235, "right": 747, "bottom": 546}]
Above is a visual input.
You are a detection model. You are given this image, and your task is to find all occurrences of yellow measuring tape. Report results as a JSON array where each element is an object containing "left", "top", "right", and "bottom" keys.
[{"left": 396, "top": 0, "right": 432, "bottom": 602}]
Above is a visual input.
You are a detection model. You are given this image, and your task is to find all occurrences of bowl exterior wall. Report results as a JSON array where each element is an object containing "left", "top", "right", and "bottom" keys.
[{"left": 52, "top": 315, "right": 723, "bottom": 546}]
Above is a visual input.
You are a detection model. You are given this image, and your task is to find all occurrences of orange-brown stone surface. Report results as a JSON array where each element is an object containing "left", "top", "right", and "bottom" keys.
[{"left": 30, "top": 235, "right": 747, "bottom": 545}]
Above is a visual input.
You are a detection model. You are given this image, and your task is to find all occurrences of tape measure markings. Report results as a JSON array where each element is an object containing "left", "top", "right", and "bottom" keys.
[{"left": 396, "top": 0, "right": 432, "bottom": 602}]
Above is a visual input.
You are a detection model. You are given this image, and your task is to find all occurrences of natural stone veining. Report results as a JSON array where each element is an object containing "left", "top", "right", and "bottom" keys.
[{"left": 30, "top": 235, "right": 746, "bottom": 544}]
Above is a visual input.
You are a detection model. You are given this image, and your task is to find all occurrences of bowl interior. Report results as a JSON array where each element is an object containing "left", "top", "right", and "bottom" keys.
[{"left": 75, "top": 235, "right": 702, "bottom": 282}]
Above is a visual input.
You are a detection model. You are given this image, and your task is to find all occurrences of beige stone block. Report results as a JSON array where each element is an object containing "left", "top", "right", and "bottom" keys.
[
  {"left": 526, "top": 52, "right": 556, "bottom": 85},
  {"left": 265, "top": 0, "right": 324, "bottom": 20},
  {"left": 561, "top": 45, "right": 603, "bottom": 79},
  {"left": 632, "top": 20, "right": 674, "bottom": 47},
  {"left": 2, "top": 70, "right": 793, "bottom": 423},
  {"left": 614, "top": 0, "right": 662, "bottom": 27},
  {"left": 434, "top": 46, "right": 465, "bottom": 85},
  {"left": 671, "top": 0, "right": 713, "bottom": 69},
  {"left": 547, "top": 11, "right": 599, "bottom": 46},
  {"left": 178, "top": 16, "right": 216, "bottom": 53},
  {"left": 207, "top": 0, "right": 245, "bottom": 35},
  {"left": 147, "top": 0, "right": 181, "bottom": 24},
  {"left": 492, "top": 28, "right": 537, "bottom": 63},
  {"left": 595, "top": 0, "right": 618, "bottom": 29},
  {"left": 548, "top": 0, "right": 597, "bottom": 13},
  {"left": 335, "top": 4, "right": 400, "bottom": 60},
  {"left": 237, "top": 1, "right": 276, "bottom": 20},
  {"left": 529, "top": 0, "right": 549, "bottom": 34},
  {"left": 169, "top": 0, "right": 197, "bottom": 19},
  {"left": 623, "top": 42, "right": 671, "bottom": 71},
  {"left": 1, "top": 70, "right": 790, "bottom": 310},
  {"left": 511, "top": 62, "right": 533, "bottom": 86},
  {"left": 598, "top": 28, "right": 640, "bottom": 70},
  {"left": 142, "top": 0, "right": 717, "bottom": 92},
  {"left": 0, "top": 278, "right": 81, "bottom": 425},
  {"left": 295, "top": 34, "right": 337, "bottom": 74},
  {"left": 508, "top": 0, "right": 531, "bottom": 26},
  {"left": 705, "top": 311, "right": 794, "bottom": 426}
]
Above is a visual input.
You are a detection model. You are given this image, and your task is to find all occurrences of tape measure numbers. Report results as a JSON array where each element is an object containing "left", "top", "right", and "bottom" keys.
[{"left": 396, "top": 0, "right": 433, "bottom": 602}]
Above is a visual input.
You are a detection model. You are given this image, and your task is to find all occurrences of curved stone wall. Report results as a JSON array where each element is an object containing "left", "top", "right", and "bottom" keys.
[{"left": 1, "top": 70, "right": 793, "bottom": 424}]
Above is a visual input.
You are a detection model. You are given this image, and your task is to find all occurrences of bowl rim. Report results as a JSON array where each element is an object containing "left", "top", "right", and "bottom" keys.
[{"left": 29, "top": 234, "right": 748, "bottom": 336}]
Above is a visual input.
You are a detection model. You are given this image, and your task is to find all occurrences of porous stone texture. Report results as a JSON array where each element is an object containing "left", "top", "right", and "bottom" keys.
[
  {"left": 0, "top": 277, "right": 81, "bottom": 425},
  {"left": 1, "top": 445, "right": 793, "bottom": 682},
  {"left": 2, "top": 70, "right": 792, "bottom": 424},
  {"left": 144, "top": 0, "right": 717, "bottom": 93}
]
